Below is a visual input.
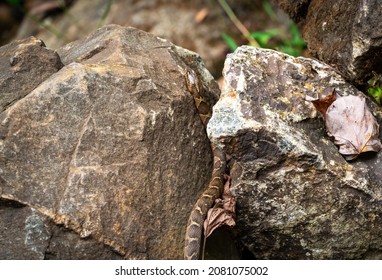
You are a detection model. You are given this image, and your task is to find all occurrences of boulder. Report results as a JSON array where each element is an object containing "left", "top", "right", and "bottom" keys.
[
  {"left": 274, "top": 0, "right": 382, "bottom": 85},
  {"left": 208, "top": 45, "right": 382, "bottom": 259},
  {"left": 0, "top": 25, "right": 220, "bottom": 259}
]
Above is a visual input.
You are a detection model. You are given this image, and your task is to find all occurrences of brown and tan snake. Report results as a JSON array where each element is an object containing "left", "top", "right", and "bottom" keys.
[{"left": 183, "top": 68, "right": 227, "bottom": 260}]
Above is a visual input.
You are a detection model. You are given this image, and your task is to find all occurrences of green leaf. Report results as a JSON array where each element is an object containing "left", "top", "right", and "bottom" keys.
[
  {"left": 222, "top": 33, "right": 238, "bottom": 51},
  {"left": 250, "top": 29, "right": 279, "bottom": 47},
  {"left": 279, "top": 45, "right": 299, "bottom": 57},
  {"left": 368, "top": 86, "right": 382, "bottom": 104}
]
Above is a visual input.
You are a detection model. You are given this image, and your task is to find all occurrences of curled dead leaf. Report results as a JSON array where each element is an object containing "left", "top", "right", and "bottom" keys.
[
  {"left": 306, "top": 89, "right": 382, "bottom": 160},
  {"left": 305, "top": 88, "right": 337, "bottom": 118},
  {"left": 203, "top": 176, "right": 236, "bottom": 239},
  {"left": 325, "top": 95, "right": 382, "bottom": 160},
  {"left": 203, "top": 202, "right": 236, "bottom": 239}
]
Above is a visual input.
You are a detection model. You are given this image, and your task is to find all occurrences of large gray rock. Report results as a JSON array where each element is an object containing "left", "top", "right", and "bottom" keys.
[
  {"left": 208, "top": 45, "right": 382, "bottom": 259},
  {"left": 0, "top": 25, "right": 220, "bottom": 259},
  {"left": 273, "top": 0, "right": 382, "bottom": 85}
]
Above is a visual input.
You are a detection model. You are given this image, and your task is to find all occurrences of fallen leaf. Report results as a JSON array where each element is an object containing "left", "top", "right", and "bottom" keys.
[
  {"left": 203, "top": 176, "right": 236, "bottom": 239},
  {"left": 325, "top": 95, "right": 382, "bottom": 160},
  {"left": 305, "top": 88, "right": 337, "bottom": 118},
  {"left": 195, "top": 8, "right": 209, "bottom": 23},
  {"left": 306, "top": 88, "right": 382, "bottom": 160}
]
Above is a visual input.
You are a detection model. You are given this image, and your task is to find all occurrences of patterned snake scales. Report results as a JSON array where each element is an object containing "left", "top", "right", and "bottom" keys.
[{"left": 183, "top": 68, "right": 227, "bottom": 260}]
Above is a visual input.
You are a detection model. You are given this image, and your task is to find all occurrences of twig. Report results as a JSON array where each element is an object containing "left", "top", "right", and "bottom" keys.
[{"left": 217, "top": 0, "right": 260, "bottom": 47}]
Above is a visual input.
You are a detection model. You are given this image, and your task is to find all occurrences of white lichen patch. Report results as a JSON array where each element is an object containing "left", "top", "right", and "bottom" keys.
[
  {"left": 149, "top": 110, "right": 158, "bottom": 126},
  {"left": 343, "top": 169, "right": 374, "bottom": 197},
  {"left": 352, "top": 37, "right": 370, "bottom": 60},
  {"left": 207, "top": 70, "right": 262, "bottom": 141}
]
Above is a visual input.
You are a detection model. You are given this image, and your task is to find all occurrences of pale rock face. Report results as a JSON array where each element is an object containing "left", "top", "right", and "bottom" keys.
[{"left": 208, "top": 45, "right": 382, "bottom": 259}]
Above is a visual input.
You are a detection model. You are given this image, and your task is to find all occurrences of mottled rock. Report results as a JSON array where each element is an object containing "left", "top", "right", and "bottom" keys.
[
  {"left": 0, "top": 25, "right": 219, "bottom": 259},
  {"left": 0, "top": 36, "right": 63, "bottom": 112},
  {"left": 208, "top": 45, "right": 382, "bottom": 259},
  {"left": 273, "top": 0, "right": 382, "bottom": 85}
]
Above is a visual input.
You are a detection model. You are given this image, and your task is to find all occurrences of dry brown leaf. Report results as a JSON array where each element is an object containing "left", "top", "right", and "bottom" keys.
[
  {"left": 325, "top": 95, "right": 382, "bottom": 160},
  {"left": 203, "top": 176, "right": 236, "bottom": 239},
  {"left": 195, "top": 8, "right": 209, "bottom": 23},
  {"left": 203, "top": 202, "right": 236, "bottom": 238},
  {"left": 305, "top": 88, "right": 337, "bottom": 118},
  {"left": 306, "top": 89, "right": 382, "bottom": 160}
]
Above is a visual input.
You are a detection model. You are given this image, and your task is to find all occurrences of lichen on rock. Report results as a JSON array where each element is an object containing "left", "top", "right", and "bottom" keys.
[{"left": 208, "top": 45, "right": 382, "bottom": 259}]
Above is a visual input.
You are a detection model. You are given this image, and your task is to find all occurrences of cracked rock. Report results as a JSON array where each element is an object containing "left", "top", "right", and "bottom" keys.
[
  {"left": 0, "top": 25, "right": 220, "bottom": 259},
  {"left": 208, "top": 45, "right": 382, "bottom": 259}
]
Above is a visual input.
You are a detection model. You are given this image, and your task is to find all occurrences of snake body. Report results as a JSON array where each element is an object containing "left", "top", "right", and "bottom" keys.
[{"left": 183, "top": 68, "right": 227, "bottom": 260}]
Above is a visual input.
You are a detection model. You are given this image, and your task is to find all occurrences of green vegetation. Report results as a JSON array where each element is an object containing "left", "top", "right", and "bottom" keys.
[
  {"left": 221, "top": 33, "right": 238, "bottom": 51},
  {"left": 6, "top": 0, "right": 21, "bottom": 8},
  {"left": 249, "top": 21, "right": 306, "bottom": 57},
  {"left": 368, "top": 73, "right": 382, "bottom": 104},
  {"left": 220, "top": 0, "right": 306, "bottom": 57}
]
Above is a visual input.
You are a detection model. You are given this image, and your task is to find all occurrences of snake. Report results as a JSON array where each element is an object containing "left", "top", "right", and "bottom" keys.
[{"left": 183, "top": 68, "right": 227, "bottom": 260}]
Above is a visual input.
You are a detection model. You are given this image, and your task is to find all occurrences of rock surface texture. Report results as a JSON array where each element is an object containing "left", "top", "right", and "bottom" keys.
[
  {"left": 273, "top": 0, "right": 382, "bottom": 85},
  {"left": 208, "top": 45, "right": 382, "bottom": 259},
  {"left": 0, "top": 36, "right": 63, "bottom": 112},
  {"left": 0, "top": 25, "right": 220, "bottom": 259}
]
